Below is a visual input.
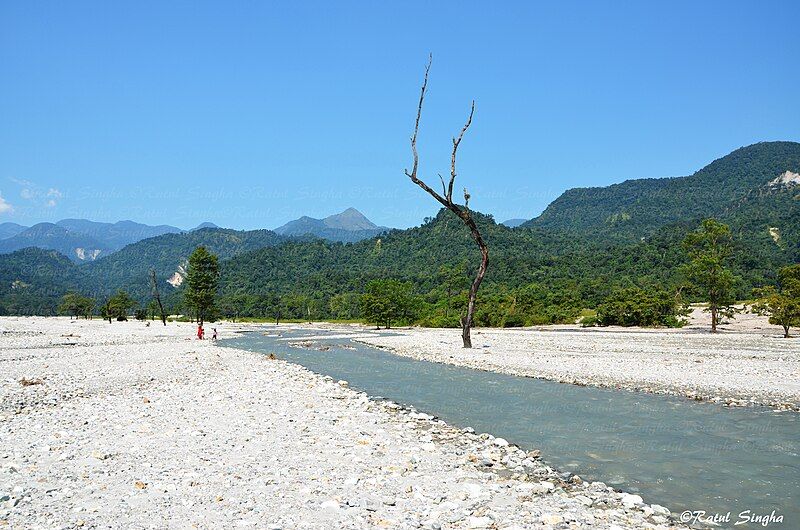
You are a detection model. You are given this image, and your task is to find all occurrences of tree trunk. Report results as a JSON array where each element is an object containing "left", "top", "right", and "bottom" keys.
[
  {"left": 784, "top": 325, "right": 790, "bottom": 338},
  {"left": 461, "top": 220, "right": 489, "bottom": 348},
  {"left": 711, "top": 305, "right": 718, "bottom": 332}
]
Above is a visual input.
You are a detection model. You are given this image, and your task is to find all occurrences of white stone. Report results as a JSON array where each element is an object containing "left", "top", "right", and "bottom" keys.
[
  {"left": 466, "top": 516, "right": 493, "bottom": 528},
  {"left": 575, "top": 495, "right": 592, "bottom": 506},
  {"left": 620, "top": 493, "right": 643, "bottom": 508},
  {"left": 320, "top": 500, "right": 340, "bottom": 511}
]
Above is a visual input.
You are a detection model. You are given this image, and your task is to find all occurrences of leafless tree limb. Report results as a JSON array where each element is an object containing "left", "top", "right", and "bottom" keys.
[{"left": 403, "top": 56, "right": 488, "bottom": 348}]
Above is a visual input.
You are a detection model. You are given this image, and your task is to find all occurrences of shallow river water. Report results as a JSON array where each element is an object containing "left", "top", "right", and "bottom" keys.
[{"left": 221, "top": 327, "right": 799, "bottom": 528}]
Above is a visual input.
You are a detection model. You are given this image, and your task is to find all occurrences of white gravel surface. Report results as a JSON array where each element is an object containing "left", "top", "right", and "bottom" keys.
[
  {"left": 351, "top": 317, "right": 800, "bottom": 411},
  {"left": 1, "top": 317, "right": 684, "bottom": 529}
]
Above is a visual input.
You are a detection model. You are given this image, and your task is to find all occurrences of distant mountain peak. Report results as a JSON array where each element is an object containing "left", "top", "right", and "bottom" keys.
[
  {"left": 0, "top": 222, "right": 27, "bottom": 240},
  {"left": 191, "top": 222, "right": 221, "bottom": 231},
  {"left": 0, "top": 218, "right": 182, "bottom": 261},
  {"left": 274, "top": 208, "right": 388, "bottom": 242},
  {"left": 322, "top": 208, "right": 378, "bottom": 231},
  {"left": 501, "top": 218, "right": 528, "bottom": 228}
]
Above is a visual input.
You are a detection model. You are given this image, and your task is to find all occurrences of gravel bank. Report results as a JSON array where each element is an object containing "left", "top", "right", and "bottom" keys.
[
  {"left": 350, "top": 322, "right": 800, "bottom": 411},
  {"left": 1, "top": 317, "right": 683, "bottom": 529}
]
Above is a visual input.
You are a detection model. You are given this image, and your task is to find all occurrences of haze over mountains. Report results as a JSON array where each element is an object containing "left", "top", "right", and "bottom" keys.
[
  {"left": 0, "top": 141, "right": 798, "bottom": 316},
  {"left": 0, "top": 219, "right": 184, "bottom": 262},
  {"left": 500, "top": 219, "right": 528, "bottom": 228},
  {"left": 0, "top": 208, "right": 390, "bottom": 262}
]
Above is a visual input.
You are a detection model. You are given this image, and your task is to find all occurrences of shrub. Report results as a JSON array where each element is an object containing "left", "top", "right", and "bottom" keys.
[
  {"left": 596, "top": 287, "right": 686, "bottom": 327},
  {"left": 580, "top": 315, "right": 600, "bottom": 327}
]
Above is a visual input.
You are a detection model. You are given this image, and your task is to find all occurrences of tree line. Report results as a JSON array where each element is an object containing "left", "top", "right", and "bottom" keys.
[{"left": 56, "top": 219, "right": 800, "bottom": 337}]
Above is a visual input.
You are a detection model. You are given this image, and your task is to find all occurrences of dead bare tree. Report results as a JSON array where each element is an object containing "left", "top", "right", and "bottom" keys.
[
  {"left": 149, "top": 269, "right": 167, "bottom": 326},
  {"left": 404, "top": 56, "right": 488, "bottom": 348}
]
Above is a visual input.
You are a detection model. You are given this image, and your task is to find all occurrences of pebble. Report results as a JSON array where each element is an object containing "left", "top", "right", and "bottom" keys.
[
  {"left": 0, "top": 318, "right": 688, "bottom": 529},
  {"left": 466, "top": 516, "right": 493, "bottom": 528},
  {"left": 620, "top": 493, "right": 643, "bottom": 508},
  {"left": 320, "top": 500, "right": 340, "bottom": 511}
]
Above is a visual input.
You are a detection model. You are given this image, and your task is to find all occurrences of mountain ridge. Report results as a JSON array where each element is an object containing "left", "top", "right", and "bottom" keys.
[
  {"left": 274, "top": 207, "right": 389, "bottom": 242},
  {"left": 0, "top": 219, "right": 184, "bottom": 261},
  {"left": 0, "top": 141, "right": 798, "bottom": 316},
  {"left": 522, "top": 141, "right": 800, "bottom": 241}
]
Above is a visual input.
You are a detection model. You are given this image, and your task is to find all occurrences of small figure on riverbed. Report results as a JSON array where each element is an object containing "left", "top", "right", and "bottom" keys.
[
  {"left": 197, "top": 325, "right": 204, "bottom": 340},
  {"left": 212, "top": 328, "right": 217, "bottom": 341}
]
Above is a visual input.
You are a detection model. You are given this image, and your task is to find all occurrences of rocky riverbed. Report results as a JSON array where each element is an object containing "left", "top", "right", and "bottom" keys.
[
  {"left": 1, "top": 317, "right": 684, "bottom": 529},
  {"left": 349, "top": 322, "right": 800, "bottom": 411}
]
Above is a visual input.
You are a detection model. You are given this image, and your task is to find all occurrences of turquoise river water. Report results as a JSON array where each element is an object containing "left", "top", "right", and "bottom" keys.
[{"left": 221, "top": 327, "right": 798, "bottom": 528}]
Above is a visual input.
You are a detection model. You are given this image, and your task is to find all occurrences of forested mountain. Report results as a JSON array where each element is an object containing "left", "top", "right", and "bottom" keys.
[
  {"left": 0, "top": 248, "right": 88, "bottom": 315},
  {"left": 0, "top": 222, "right": 27, "bottom": 240},
  {"left": 82, "top": 227, "right": 288, "bottom": 300},
  {"left": 0, "top": 142, "right": 797, "bottom": 318},
  {"left": 0, "top": 223, "right": 112, "bottom": 261},
  {"left": 0, "top": 219, "right": 183, "bottom": 261},
  {"left": 274, "top": 208, "right": 389, "bottom": 242},
  {"left": 55, "top": 219, "right": 182, "bottom": 249},
  {"left": 216, "top": 208, "right": 794, "bottom": 321},
  {"left": 524, "top": 142, "right": 800, "bottom": 242}
]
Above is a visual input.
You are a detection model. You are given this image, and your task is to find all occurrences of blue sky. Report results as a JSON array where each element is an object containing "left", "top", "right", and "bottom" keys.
[{"left": 1, "top": 1, "right": 798, "bottom": 230}]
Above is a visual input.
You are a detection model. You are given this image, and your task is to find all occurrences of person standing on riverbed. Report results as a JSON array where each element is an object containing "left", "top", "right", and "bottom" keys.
[
  {"left": 212, "top": 328, "right": 217, "bottom": 341},
  {"left": 197, "top": 324, "right": 204, "bottom": 340}
]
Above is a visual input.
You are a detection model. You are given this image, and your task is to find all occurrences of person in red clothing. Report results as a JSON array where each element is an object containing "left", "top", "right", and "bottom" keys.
[{"left": 197, "top": 324, "right": 204, "bottom": 340}]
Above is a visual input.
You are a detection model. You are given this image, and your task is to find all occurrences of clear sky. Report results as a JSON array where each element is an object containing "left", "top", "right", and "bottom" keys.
[{"left": 1, "top": 1, "right": 798, "bottom": 230}]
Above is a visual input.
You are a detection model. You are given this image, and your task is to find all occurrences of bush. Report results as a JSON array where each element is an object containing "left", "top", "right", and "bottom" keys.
[{"left": 596, "top": 287, "right": 686, "bottom": 327}]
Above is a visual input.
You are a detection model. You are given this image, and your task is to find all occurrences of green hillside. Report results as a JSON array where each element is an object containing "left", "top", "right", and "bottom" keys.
[
  {"left": 82, "top": 228, "right": 288, "bottom": 300},
  {"left": 0, "top": 142, "right": 797, "bottom": 320},
  {"left": 0, "top": 248, "right": 88, "bottom": 315},
  {"left": 524, "top": 141, "right": 800, "bottom": 241}
]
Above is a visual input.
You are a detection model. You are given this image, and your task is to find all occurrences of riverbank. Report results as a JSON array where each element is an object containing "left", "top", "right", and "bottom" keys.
[
  {"left": 1, "top": 317, "right": 682, "bottom": 529},
  {"left": 348, "top": 316, "right": 800, "bottom": 411}
]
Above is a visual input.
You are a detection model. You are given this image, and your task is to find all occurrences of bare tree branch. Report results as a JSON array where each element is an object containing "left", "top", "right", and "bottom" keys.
[
  {"left": 438, "top": 173, "right": 448, "bottom": 197},
  {"left": 449, "top": 101, "right": 474, "bottom": 202},
  {"left": 402, "top": 56, "right": 488, "bottom": 348}
]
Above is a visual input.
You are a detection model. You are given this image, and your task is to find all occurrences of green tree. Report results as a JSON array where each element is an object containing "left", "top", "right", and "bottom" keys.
[
  {"left": 218, "top": 293, "right": 252, "bottom": 322},
  {"left": 683, "top": 219, "right": 738, "bottom": 332},
  {"left": 107, "top": 290, "right": 137, "bottom": 321},
  {"left": 752, "top": 264, "right": 800, "bottom": 338},
  {"left": 329, "top": 292, "right": 361, "bottom": 320},
  {"left": 146, "top": 299, "right": 161, "bottom": 320},
  {"left": 58, "top": 292, "right": 95, "bottom": 319},
  {"left": 595, "top": 286, "right": 686, "bottom": 327},
  {"left": 438, "top": 262, "right": 469, "bottom": 321},
  {"left": 360, "top": 279, "right": 417, "bottom": 329},
  {"left": 183, "top": 246, "right": 220, "bottom": 327}
]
